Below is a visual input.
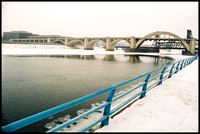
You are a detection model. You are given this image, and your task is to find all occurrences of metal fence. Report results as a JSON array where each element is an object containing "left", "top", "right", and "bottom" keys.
[{"left": 2, "top": 56, "right": 198, "bottom": 132}]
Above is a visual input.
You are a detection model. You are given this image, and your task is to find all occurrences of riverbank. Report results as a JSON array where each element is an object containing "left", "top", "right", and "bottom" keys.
[
  {"left": 2, "top": 43, "right": 183, "bottom": 56},
  {"left": 96, "top": 58, "right": 198, "bottom": 132},
  {"left": 2, "top": 44, "right": 190, "bottom": 62}
]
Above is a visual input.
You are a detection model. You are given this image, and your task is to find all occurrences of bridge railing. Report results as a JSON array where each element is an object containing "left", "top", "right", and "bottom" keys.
[{"left": 2, "top": 56, "right": 198, "bottom": 132}]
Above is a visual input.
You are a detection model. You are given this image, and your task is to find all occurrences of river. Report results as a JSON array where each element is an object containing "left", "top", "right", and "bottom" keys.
[{"left": 2, "top": 54, "right": 174, "bottom": 132}]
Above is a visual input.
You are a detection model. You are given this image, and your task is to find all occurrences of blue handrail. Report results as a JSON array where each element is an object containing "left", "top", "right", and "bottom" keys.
[{"left": 2, "top": 55, "right": 198, "bottom": 132}]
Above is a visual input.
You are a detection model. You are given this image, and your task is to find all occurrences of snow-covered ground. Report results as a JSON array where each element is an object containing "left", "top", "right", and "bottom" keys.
[
  {"left": 2, "top": 44, "right": 198, "bottom": 132},
  {"left": 2, "top": 43, "right": 125, "bottom": 55},
  {"left": 1, "top": 43, "right": 184, "bottom": 56},
  {"left": 96, "top": 58, "right": 198, "bottom": 132}
]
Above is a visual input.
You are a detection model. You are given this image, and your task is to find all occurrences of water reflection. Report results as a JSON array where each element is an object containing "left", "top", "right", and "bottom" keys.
[
  {"left": 48, "top": 55, "right": 95, "bottom": 60},
  {"left": 81, "top": 55, "right": 95, "bottom": 60},
  {"left": 103, "top": 55, "right": 116, "bottom": 61},
  {"left": 64, "top": 55, "right": 81, "bottom": 59},
  {"left": 5, "top": 54, "right": 174, "bottom": 64},
  {"left": 152, "top": 56, "right": 174, "bottom": 65},
  {"left": 125, "top": 55, "right": 174, "bottom": 65},
  {"left": 127, "top": 55, "right": 140, "bottom": 63}
]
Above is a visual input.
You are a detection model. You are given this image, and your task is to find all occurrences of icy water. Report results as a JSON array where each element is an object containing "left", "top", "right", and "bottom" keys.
[{"left": 2, "top": 54, "right": 174, "bottom": 132}]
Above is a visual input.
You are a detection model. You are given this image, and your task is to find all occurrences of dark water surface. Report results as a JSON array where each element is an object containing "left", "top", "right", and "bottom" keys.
[{"left": 2, "top": 54, "right": 174, "bottom": 132}]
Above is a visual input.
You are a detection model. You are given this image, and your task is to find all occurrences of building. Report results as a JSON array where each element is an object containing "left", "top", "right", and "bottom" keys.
[
  {"left": 2, "top": 31, "right": 38, "bottom": 40},
  {"left": 2, "top": 31, "right": 62, "bottom": 41},
  {"left": 28, "top": 35, "right": 61, "bottom": 39}
]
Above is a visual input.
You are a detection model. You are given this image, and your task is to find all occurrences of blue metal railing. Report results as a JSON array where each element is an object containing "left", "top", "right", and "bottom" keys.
[{"left": 2, "top": 56, "right": 198, "bottom": 132}]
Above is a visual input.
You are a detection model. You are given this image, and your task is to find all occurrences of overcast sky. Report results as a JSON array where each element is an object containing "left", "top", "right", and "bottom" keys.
[{"left": 2, "top": 2, "right": 198, "bottom": 38}]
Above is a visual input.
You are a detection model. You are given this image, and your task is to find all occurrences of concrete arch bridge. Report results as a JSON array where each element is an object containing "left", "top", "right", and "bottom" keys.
[{"left": 10, "top": 31, "right": 197, "bottom": 55}]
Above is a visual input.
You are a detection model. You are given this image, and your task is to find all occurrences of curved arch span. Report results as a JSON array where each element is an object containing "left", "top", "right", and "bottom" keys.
[
  {"left": 51, "top": 40, "right": 65, "bottom": 45},
  {"left": 87, "top": 39, "right": 101, "bottom": 47},
  {"left": 107, "top": 39, "right": 130, "bottom": 50},
  {"left": 85, "top": 39, "right": 106, "bottom": 50},
  {"left": 135, "top": 31, "right": 190, "bottom": 51},
  {"left": 110, "top": 39, "right": 130, "bottom": 47},
  {"left": 68, "top": 40, "right": 83, "bottom": 47}
]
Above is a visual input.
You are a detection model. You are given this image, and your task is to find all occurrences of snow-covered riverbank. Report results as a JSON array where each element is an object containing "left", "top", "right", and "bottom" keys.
[
  {"left": 2, "top": 43, "right": 184, "bottom": 56},
  {"left": 96, "top": 58, "right": 198, "bottom": 132}
]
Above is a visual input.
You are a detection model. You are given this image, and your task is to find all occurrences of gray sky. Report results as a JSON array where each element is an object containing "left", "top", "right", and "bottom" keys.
[{"left": 2, "top": 2, "right": 198, "bottom": 38}]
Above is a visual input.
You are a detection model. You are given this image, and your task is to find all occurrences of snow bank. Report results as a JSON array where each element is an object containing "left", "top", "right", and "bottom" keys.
[
  {"left": 2, "top": 43, "right": 183, "bottom": 56},
  {"left": 2, "top": 44, "right": 125, "bottom": 55},
  {"left": 96, "top": 59, "right": 198, "bottom": 132},
  {"left": 159, "top": 49, "right": 183, "bottom": 55}
]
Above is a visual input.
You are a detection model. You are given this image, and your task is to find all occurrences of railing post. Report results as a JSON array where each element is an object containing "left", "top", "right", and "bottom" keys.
[
  {"left": 183, "top": 59, "right": 187, "bottom": 67},
  {"left": 168, "top": 63, "right": 175, "bottom": 78},
  {"left": 179, "top": 60, "right": 184, "bottom": 70},
  {"left": 175, "top": 61, "right": 181, "bottom": 74},
  {"left": 158, "top": 67, "right": 166, "bottom": 85},
  {"left": 186, "top": 59, "right": 189, "bottom": 66},
  {"left": 187, "top": 59, "right": 189, "bottom": 65},
  {"left": 100, "top": 88, "right": 116, "bottom": 128},
  {"left": 140, "top": 74, "right": 151, "bottom": 99},
  {"left": 195, "top": 56, "right": 197, "bottom": 60},
  {"left": 188, "top": 59, "right": 190, "bottom": 65},
  {"left": 188, "top": 58, "right": 190, "bottom": 65}
]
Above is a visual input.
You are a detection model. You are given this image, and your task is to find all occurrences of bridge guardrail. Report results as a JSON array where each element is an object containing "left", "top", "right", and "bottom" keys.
[{"left": 2, "top": 55, "right": 198, "bottom": 132}]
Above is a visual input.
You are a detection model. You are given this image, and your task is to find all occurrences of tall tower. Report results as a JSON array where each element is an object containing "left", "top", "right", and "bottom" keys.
[{"left": 187, "top": 29, "right": 193, "bottom": 39}]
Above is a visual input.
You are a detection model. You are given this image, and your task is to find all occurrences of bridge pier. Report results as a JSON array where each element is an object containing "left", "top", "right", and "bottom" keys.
[
  {"left": 84, "top": 38, "right": 93, "bottom": 50},
  {"left": 130, "top": 36, "right": 137, "bottom": 49},
  {"left": 47, "top": 38, "right": 51, "bottom": 44},
  {"left": 106, "top": 37, "right": 114, "bottom": 51},
  {"left": 190, "top": 39, "right": 196, "bottom": 55},
  {"left": 64, "top": 38, "right": 69, "bottom": 45}
]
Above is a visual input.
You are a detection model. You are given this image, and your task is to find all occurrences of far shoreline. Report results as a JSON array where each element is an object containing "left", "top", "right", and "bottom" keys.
[{"left": 2, "top": 43, "right": 191, "bottom": 61}]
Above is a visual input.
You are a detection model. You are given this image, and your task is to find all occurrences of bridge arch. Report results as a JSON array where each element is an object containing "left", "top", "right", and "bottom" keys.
[
  {"left": 107, "top": 39, "right": 130, "bottom": 51},
  {"left": 51, "top": 40, "right": 65, "bottom": 45},
  {"left": 88, "top": 39, "right": 106, "bottom": 48},
  {"left": 87, "top": 39, "right": 100, "bottom": 48},
  {"left": 84, "top": 39, "right": 106, "bottom": 50},
  {"left": 68, "top": 40, "right": 83, "bottom": 47},
  {"left": 135, "top": 31, "right": 191, "bottom": 51}
]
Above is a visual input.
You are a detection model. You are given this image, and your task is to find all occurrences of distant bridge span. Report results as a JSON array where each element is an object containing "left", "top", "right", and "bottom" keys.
[
  {"left": 10, "top": 31, "right": 198, "bottom": 54},
  {"left": 135, "top": 31, "right": 191, "bottom": 51}
]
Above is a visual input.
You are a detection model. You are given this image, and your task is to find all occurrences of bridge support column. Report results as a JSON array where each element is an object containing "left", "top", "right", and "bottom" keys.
[
  {"left": 190, "top": 39, "right": 196, "bottom": 55},
  {"left": 106, "top": 37, "right": 114, "bottom": 51},
  {"left": 130, "top": 36, "right": 136, "bottom": 49},
  {"left": 64, "top": 38, "right": 69, "bottom": 45},
  {"left": 84, "top": 38, "right": 93, "bottom": 50},
  {"left": 84, "top": 38, "right": 88, "bottom": 50},
  {"left": 47, "top": 38, "right": 51, "bottom": 44}
]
